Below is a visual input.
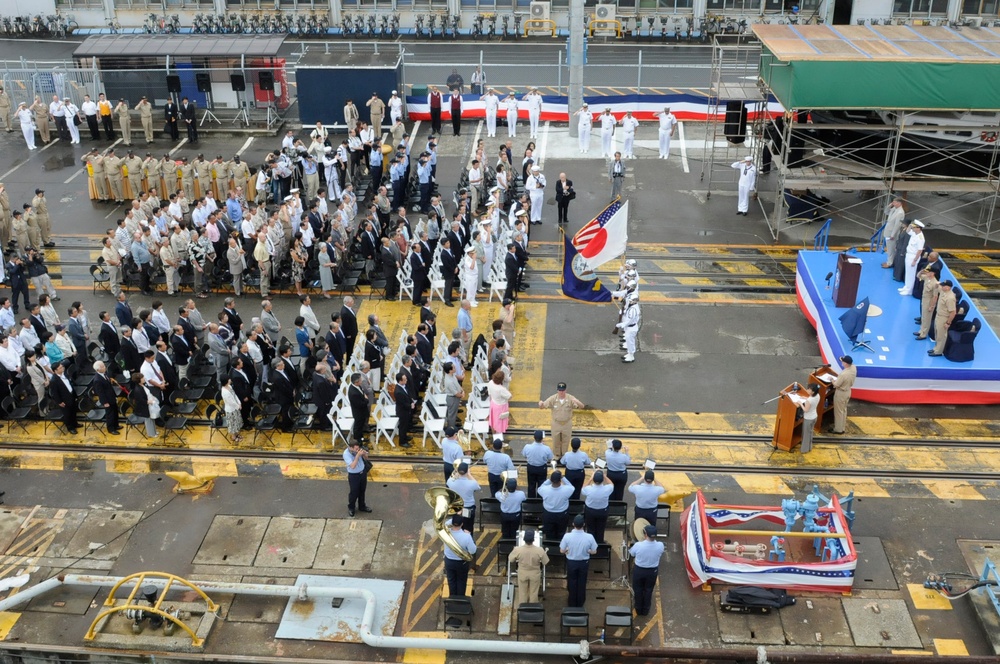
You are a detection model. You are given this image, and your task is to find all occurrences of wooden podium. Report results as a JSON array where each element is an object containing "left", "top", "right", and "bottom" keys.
[
  {"left": 772, "top": 383, "right": 810, "bottom": 451},
  {"left": 808, "top": 366, "right": 838, "bottom": 431},
  {"left": 833, "top": 253, "right": 862, "bottom": 308}
]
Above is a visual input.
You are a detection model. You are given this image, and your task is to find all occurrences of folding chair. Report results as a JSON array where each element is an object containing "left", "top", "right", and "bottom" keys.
[
  {"left": 420, "top": 402, "right": 446, "bottom": 448},
  {"left": 373, "top": 402, "right": 398, "bottom": 448}
]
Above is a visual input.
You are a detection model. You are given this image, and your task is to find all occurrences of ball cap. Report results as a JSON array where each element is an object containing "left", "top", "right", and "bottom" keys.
[
  {"left": 593, "top": 470, "right": 604, "bottom": 483},
  {"left": 457, "top": 462, "right": 469, "bottom": 473},
  {"left": 505, "top": 477, "right": 517, "bottom": 491},
  {"left": 644, "top": 525, "right": 657, "bottom": 538},
  {"left": 533, "top": 429, "right": 544, "bottom": 440},
  {"left": 445, "top": 426, "right": 458, "bottom": 437},
  {"left": 34, "top": 188, "right": 43, "bottom": 194},
  {"left": 841, "top": 355, "right": 854, "bottom": 365},
  {"left": 940, "top": 279, "right": 953, "bottom": 287},
  {"left": 557, "top": 382, "right": 567, "bottom": 391},
  {"left": 644, "top": 470, "right": 655, "bottom": 481},
  {"left": 524, "top": 529, "right": 535, "bottom": 543}
]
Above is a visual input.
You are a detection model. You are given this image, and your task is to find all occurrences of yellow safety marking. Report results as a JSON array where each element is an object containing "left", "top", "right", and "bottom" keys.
[
  {"left": 949, "top": 252, "right": 992, "bottom": 261},
  {"left": 890, "top": 449, "right": 942, "bottom": 471},
  {"left": 933, "top": 639, "right": 969, "bottom": 656},
  {"left": 108, "top": 457, "right": 151, "bottom": 474},
  {"left": 733, "top": 475, "right": 792, "bottom": 496},
  {"left": 278, "top": 460, "right": 332, "bottom": 480},
  {"left": 0, "top": 612, "right": 19, "bottom": 640},
  {"left": 891, "top": 650, "right": 934, "bottom": 656},
  {"left": 675, "top": 276, "right": 716, "bottom": 286},
  {"left": 511, "top": 303, "right": 546, "bottom": 403},
  {"left": 369, "top": 464, "right": 421, "bottom": 484},
  {"left": 827, "top": 479, "right": 891, "bottom": 499},
  {"left": 441, "top": 574, "right": 473, "bottom": 599},
  {"left": 850, "top": 417, "right": 910, "bottom": 437},
  {"left": 981, "top": 265, "right": 1000, "bottom": 280},
  {"left": 907, "top": 583, "right": 953, "bottom": 611},
  {"left": 716, "top": 261, "right": 767, "bottom": 275},
  {"left": 591, "top": 409, "right": 647, "bottom": 432},
  {"left": 651, "top": 259, "right": 700, "bottom": 274},
  {"left": 674, "top": 412, "right": 733, "bottom": 433},
  {"left": 921, "top": 481, "right": 985, "bottom": 501},
  {"left": 796, "top": 446, "right": 848, "bottom": 469},
  {"left": 634, "top": 585, "right": 664, "bottom": 643},
  {"left": 402, "top": 631, "right": 447, "bottom": 663},
  {"left": 191, "top": 458, "right": 239, "bottom": 478},
  {"left": 18, "top": 453, "right": 65, "bottom": 471}
]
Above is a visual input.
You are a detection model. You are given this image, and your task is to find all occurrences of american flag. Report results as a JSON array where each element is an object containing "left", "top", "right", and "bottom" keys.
[{"left": 572, "top": 200, "right": 624, "bottom": 252}]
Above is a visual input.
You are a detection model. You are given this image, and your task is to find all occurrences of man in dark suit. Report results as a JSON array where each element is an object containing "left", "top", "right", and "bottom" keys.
[
  {"left": 504, "top": 243, "right": 519, "bottom": 302},
  {"left": 555, "top": 174, "right": 574, "bottom": 224},
  {"left": 339, "top": 298, "right": 358, "bottom": 358},
  {"left": 236, "top": 342, "right": 257, "bottom": 394},
  {"left": 164, "top": 99, "right": 179, "bottom": 140},
  {"left": 115, "top": 293, "right": 133, "bottom": 327},
  {"left": 170, "top": 325, "right": 192, "bottom": 381},
  {"left": 177, "top": 306, "right": 197, "bottom": 349},
  {"left": 120, "top": 326, "right": 141, "bottom": 374},
  {"left": 312, "top": 365, "right": 336, "bottom": 430},
  {"left": 347, "top": 372, "right": 370, "bottom": 443},
  {"left": 419, "top": 302, "right": 436, "bottom": 344},
  {"left": 49, "top": 362, "right": 78, "bottom": 435},
  {"left": 415, "top": 324, "right": 434, "bottom": 366},
  {"left": 230, "top": 357, "right": 253, "bottom": 425},
  {"left": 155, "top": 340, "right": 179, "bottom": 396},
  {"left": 223, "top": 298, "right": 243, "bottom": 341},
  {"left": 67, "top": 307, "right": 88, "bottom": 370},
  {"left": 270, "top": 358, "right": 295, "bottom": 431},
  {"left": 394, "top": 371, "right": 415, "bottom": 448},
  {"left": 180, "top": 97, "right": 197, "bottom": 143},
  {"left": 380, "top": 238, "right": 398, "bottom": 299},
  {"left": 440, "top": 237, "right": 458, "bottom": 307},
  {"left": 410, "top": 245, "right": 428, "bottom": 306},
  {"left": 30, "top": 305, "right": 47, "bottom": 340},
  {"left": 98, "top": 311, "right": 120, "bottom": 359},
  {"left": 326, "top": 321, "right": 346, "bottom": 371},
  {"left": 92, "top": 361, "right": 120, "bottom": 435}
]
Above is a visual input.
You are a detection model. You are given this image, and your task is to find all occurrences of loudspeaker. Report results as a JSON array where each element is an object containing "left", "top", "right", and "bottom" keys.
[
  {"left": 166, "top": 75, "right": 181, "bottom": 93},
  {"left": 196, "top": 73, "right": 212, "bottom": 93},
  {"left": 230, "top": 74, "right": 246, "bottom": 92},
  {"left": 724, "top": 100, "right": 747, "bottom": 145},
  {"left": 258, "top": 71, "right": 274, "bottom": 92}
]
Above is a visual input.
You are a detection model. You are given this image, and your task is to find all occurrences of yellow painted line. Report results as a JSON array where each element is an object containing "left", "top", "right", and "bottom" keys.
[
  {"left": 733, "top": 474, "right": 792, "bottom": 496},
  {"left": 981, "top": 266, "right": 1000, "bottom": 279},
  {"left": 675, "top": 276, "right": 716, "bottom": 286},
  {"left": 0, "top": 612, "right": 19, "bottom": 640},
  {"left": 511, "top": 303, "right": 546, "bottom": 402},
  {"left": 278, "top": 460, "right": 331, "bottom": 480},
  {"left": 674, "top": 412, "right": 733, "bottom": 433},
  {"left": 403, "top": 632, "right": 448, "bottom": 663},
  {"left": 651, "top": 259, "right": 699, "bottom": 274},
  {"left": 891, "top": 650, "right": 934, "bottom": 656},
  {"left": 827, "top": 479, "right": 891, "bottom": 499},
  {"left": 949, "top": 252, "right": 993, "bottom": 261},
  {"left": 192, "top": 458, "right": 239, "bottom": 478},
  {"left": 850, "top": 417, "right": 910, "bottom": 437},
  {"left": 933, "top": 639, "right": 969, "bottom": 656},
  {"left": 656, "top": 472, "right": 699, "bottom": 511},
  {"left": 369, "top": 464, "right": 422, "bottom": 484},
  {"left": 591, "top": 409, "right": 647, "bottom": 432},
  {"left": 921, "top": 481, "right": 985, "bottom": 501},
  {"left": 441, "top": 575, "right": 472, "bottom": 599},
  {"left": 907, "top": 583, "right": 953, "bottom": 611},
  {"left": 19, "top": 453, "right": 65, "bottom": 471},
  {"left": 716, "top": 261, "right": 767, "bottom": 275},
  {"left": 108, "top": 457, "right": 151, "bottom": 474}
]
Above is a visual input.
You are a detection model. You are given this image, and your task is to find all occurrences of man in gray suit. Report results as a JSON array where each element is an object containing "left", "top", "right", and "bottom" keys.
[
  {"left": 609, "top": 151, "right": 626, "bottom": 200},
  {"left": 261, "top": 299, "right": 281, "bottom": 339},
  {"left": 226, "top": 236, "right": 245, "bottom": 297},
  {"left": 208, "top": 322, "right": 232, "bottom": 381},
  {"left": 185, "top": 299, "right": 208, "bottom": 349}
]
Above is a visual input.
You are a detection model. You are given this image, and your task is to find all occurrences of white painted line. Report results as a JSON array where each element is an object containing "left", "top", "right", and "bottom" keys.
[
  {"left": 0, "top": 138, "right": 63, "bottom": 180},
  {"left": 169, "top": 138, "right": 188, "bottom": 155},
  {"left": 536, "top": 122, "right": 549, "bottom": 171},
  {"left": 469, "top": 120, "right": 483, "bottom": 165},
  {"left": 236, "top": 137, "right": 254, "bottom": 156},
  {"left": 64, "top": 138, "right": 123, "bottom": 184},
  {"left": 678, "top": 121, "right": 690, "bottom": 174},
  {"left": 104, "top": 204, "right": 123, "bottom": 219},
  {"left": 411, "top": 120, "right": 421, "bottom": 139}
]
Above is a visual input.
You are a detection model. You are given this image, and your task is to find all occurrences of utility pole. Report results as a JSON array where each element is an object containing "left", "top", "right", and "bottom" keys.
[{"left": 568, "top": 0, "right": 584, "bottom": 138}]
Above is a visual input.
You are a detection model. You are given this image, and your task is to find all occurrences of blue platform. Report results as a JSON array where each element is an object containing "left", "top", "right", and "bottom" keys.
[{"left": 796, "top": 250, "right": 1000, "bottom": 405}]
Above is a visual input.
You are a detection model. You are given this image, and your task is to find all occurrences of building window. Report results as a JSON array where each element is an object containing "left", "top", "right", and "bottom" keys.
[
  {"left": 962, "top": 0, "right": 999, "bottom": 14},
  {"left": 706, "top": 0, "right": 762, "bottom": 11},
  {"left": 56, "top": 0, "right": 103, "bottom": 8},
  {"left": 892, "top": 0, "right": 948, "bottom": 16}
]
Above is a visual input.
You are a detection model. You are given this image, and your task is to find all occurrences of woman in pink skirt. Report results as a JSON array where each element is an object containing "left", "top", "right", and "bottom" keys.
[{"left": 487, "top": 369, "right": 512, "bottom": 440}]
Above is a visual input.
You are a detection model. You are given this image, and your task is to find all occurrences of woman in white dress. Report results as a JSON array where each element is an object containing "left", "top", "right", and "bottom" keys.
[
  {"left": 461, "top": 245, "right": 479, "bottom": 307},
  {"left": 220, "top": 376, "right": 244, "bottom": 444}
]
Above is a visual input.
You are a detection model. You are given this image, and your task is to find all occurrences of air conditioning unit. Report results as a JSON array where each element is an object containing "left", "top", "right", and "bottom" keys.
[
  {"left": 529, "top": 1, "right": 550, "bottom": 20},
  {"left": 966, "top": 16, "right": 983, "bottom": 27},
  {"left": 595, "top": 4, "right": 616, "bottom": 21}
]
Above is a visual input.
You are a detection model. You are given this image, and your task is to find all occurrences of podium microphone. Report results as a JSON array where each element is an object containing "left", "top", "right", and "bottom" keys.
[{"left": 825, "top": 271, "right": 834, "bottom": 289}]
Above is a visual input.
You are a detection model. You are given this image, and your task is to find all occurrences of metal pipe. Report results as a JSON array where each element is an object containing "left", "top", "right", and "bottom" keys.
[
  {"left": 590, "top": 644, "right": 998, "bottom": 664},
  {"left": 6, "top": 575, "right": 588, "bottom": 658}
]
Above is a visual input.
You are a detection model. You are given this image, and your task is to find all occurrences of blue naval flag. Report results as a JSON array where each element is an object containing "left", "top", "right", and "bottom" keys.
[
  {"left": 561, "top": 235, "right": 612, "bottom": 303},
  {"left": 839, "top": 296, "right": 870, "bottom": 342}
]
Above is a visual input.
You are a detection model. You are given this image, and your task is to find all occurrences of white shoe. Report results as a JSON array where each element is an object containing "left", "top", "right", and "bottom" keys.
[
  {"left": 469, "top": 301, "right": 478, "bottom": 307},
  {"left": 622, "top": 353, "right": 635, "bottom": 363}
]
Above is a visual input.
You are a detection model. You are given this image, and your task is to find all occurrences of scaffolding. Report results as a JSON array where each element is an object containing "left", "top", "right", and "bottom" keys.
[
  {"left": 749, "top": 24, "right": 1000, "bottom": 244},
  {"left": 701, "top": 36, "right": 768, "bottom": 201}
]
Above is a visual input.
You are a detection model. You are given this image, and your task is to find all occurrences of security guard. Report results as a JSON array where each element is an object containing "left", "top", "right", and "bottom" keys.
[
  {"left": 440, "top": 426, "right": 465, "bottom": 484},
  {"left": 629, "top": 470, "right": 666, "bottom": 525},
  {"left": 443, "top": 518, "right": 477, "bottom": 597},
  {"left": 31, "top": 189, "right": 53, "bottom": 247},
  {"left": 115, "top": 98, "right": 132, "bottom": 146},
  {"left": 604, "top": 439, "right": 631, "bottom": 501},
  {"left": 560, "top": 514, "right": 598, "bottom": 608},
  {"left": 135, "top": 96, "right": 154, "bottom": 143},
  {"left": 521, "top": 429, "right": 553, "bottom": 499},
  {"left": 496, "top": 477, "right": 525, "bottom": 539},
  {"left": 559, "top": 437, "right": 591, "bottom": 500},
  {"left": 629, "top": 524, "right": 665, "bottom": 616},
  {"left": 508, "top": 529, "right": 549, "bottom": 605},
  {"left": 104, "top": 149, "right": 125, "bottom": 204},
  {"left": 446, "top": 462, "right": 481, "bottom": 532},
  {"left": 194, "top": 154, "right": 212, "bottom": 198},
  {"left": 124, "top": 151, "right": 144, "bottom": 200},
  {"left": 581, "top": 469, "right": 613, "bottom": 544},
  {"left": 537, "top": 470, "right": 574, "bottom": 543},
  {"left": 484, "top": 438, "right": 514, "bottom": 496},
  {"left": 179, "top": 157, "right": 196, "bottom": 200}
]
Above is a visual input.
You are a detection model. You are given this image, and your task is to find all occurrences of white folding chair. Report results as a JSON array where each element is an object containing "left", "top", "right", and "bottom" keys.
[
  {"left": 463, "top": 416, "right": 491, "bottom": 451},
  {"left": 420, "top": 402, "right": 446, "bottom": 448},
  {"left": 429, "top": 267, "right": 445, "bottom": 303},
  {"left": 373, "top": 402, "right": 399, "bottom": 448},
  {"left": 489, "top": 266, "right": 507, "bottom": 302},
  {"left": 398, "top": 260, "right": 414, "bottom": 301}
]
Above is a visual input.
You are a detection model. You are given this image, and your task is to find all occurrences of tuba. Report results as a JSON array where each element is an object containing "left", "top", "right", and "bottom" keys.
[{"left": 424, "top": 487, "right": 473, "bottom": 562}]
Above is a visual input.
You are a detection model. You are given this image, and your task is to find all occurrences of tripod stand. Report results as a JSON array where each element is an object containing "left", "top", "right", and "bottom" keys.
[
  {"left": 610, "top": 539, "right": 632, "bottom": 591},
  {"left": 200, "top": 91, "right": 221, "bottom": 126},
  {"left": 232, "top": 91, "right": 250, "bottom": 127}
]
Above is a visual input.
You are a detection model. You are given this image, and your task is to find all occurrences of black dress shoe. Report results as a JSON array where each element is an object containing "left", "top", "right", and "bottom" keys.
[
  {"left": 400, "top": 442, "right": 412, "bottom": 448},
  {"left": 108, "top": 429, "right": 121, "bottom": 435},
  {"left": 914, "top": 317, "right": 921, "bottom": 324},
  {"left": 67, "top": 429, "right": 78, "bottom": 435},
  {"left": 826, "top": 428, "right": 843, "bottom": 434},
  {"left": 928, "top": 352, "right": 942, "bottom": 356},
  {"left": 444, "top": 301, "right": 454, "bottom": 307},
  {"left": 348, "top": 508, "right": 356, "bottom": 517},
  {"left": 359, "top": 506, "right": 373, "bottom": 513}
]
